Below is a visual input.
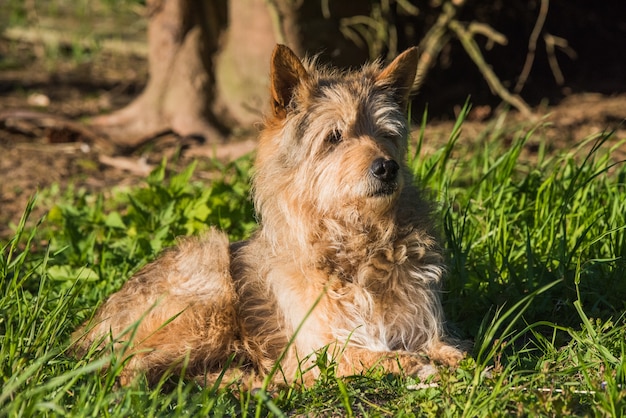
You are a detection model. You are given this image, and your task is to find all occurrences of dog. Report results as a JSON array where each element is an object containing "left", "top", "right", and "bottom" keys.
[{"left": 72, "top": 44, "right": 464, "bottom": 388}]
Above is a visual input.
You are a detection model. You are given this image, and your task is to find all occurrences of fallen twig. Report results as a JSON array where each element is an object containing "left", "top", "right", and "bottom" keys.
[
  {"left": 98, "top": 154, "right": 153, "bottom": 176},
  {"left": 0, "top": 109, "right": 114, "bottom": 151}
]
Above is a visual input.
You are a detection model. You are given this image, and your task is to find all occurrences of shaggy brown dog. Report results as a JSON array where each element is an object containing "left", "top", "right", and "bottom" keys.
[{"left": 72, "top": 45, "right": 464, "bottom": 387}]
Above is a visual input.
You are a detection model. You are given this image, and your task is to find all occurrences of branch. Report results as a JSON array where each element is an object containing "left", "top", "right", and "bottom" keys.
[
  {"left": 514, "top": 0, "right": 549, "bottom": 93},
  {"left": 467, "top": 22, "right": 508, "bottom": 49},
  {"left": 544, "top": 33, "right": 577, "bottom": 86},
  {"left": 413, "top": 1, "right": 462, "bottom": 91},
  {"left": 448, "top": 20, "right": 533, "bottom": 117}
]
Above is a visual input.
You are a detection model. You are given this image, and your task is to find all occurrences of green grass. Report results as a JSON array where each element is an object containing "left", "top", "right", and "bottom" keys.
[{"left": 2, "top": 113, "right": 626, "bottom": 416}]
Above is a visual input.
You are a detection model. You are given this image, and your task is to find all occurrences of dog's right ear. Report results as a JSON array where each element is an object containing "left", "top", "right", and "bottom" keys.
[{"left": 270, "top": 44, "right": 309, "bottom": 119}]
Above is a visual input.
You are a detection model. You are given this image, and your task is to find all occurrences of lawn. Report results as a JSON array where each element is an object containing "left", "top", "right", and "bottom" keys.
[{"left": 1, "top": 108, "right": 625, "bottom": 416}]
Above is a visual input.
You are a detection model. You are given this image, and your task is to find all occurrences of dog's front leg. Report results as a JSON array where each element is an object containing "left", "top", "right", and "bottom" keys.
[{"left": 333, "top": 347, "right": 433, "bottom": 379}]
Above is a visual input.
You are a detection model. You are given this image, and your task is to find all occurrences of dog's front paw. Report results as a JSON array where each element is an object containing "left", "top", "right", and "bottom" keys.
[{"left": 427, "top": 342, "right": 465, "bottom": 367}]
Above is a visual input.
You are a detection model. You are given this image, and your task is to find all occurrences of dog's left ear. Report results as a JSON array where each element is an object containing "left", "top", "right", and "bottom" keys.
[
  {"left": 375, "top": 47, "right": 418, "bottom": 109},
  {"left": 270, "top": 44, "right": 310, "bottom": 119}
]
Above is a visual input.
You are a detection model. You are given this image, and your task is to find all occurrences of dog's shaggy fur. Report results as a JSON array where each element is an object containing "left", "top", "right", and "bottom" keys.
[{"left": 72, "top": 45, "right": 464, "bottom": 387}]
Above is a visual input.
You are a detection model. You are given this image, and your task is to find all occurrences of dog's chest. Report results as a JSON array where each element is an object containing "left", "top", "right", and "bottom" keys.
[
  {"left": 264, "top": 233, "right": 443, "bottom": 353},
  {"left": 323, "top": 252, "right": 440, "bottom": 351}
]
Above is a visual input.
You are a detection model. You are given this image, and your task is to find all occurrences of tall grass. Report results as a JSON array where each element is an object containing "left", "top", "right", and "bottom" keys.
[{"left": 1, "top": 115, "right": 625, "bottom": 416}]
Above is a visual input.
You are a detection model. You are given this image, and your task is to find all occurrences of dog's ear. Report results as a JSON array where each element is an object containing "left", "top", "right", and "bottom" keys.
[
  {"left": 270, "top": 44, "right": 310, "bottom": 119},
  {"left": 375, "top": 47, "right": 418, "bottom": 109}
]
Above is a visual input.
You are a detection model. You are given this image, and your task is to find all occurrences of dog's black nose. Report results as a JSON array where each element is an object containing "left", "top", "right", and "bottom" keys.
[{"left": 370, "top": 158, "right": 399, "bottom": 182}]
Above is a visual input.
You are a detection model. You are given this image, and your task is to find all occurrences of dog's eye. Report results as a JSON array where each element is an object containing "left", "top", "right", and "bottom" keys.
[
  {"left": 378, "top": 129, "right": 400, "bottom": 141},
  {"left": 325, "top": 129, "right": 343, "bottom": 144}
]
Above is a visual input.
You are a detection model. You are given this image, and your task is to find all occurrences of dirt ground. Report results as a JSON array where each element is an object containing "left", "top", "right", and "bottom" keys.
[{"left": 1, "top": 37, "right": 625, "bottom": 240}]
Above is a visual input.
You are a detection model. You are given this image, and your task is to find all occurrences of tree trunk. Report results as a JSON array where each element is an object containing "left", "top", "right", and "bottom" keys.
[
  {"left": 211, "top": 0, "right": 285, "bottom": 129},
  {"left": 92, "top": 0, "right": 229, "bottom": 148},
  {"left": 91, "top": 0, "right": 367, "bottom": 149}
]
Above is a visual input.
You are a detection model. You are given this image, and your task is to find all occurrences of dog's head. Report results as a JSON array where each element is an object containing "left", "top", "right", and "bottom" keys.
[{"left": 254, "top": 45, "right": 418, "bottom": 235}]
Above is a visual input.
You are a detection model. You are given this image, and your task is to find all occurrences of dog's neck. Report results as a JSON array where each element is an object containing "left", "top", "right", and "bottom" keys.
[{"left": 259, "top": 191, "right": 437, "bottom": 273}]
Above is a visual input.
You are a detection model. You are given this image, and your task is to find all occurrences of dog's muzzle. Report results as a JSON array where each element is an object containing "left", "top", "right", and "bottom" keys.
[{"left": 369, "top": 157, "right": 400, "bottom": 196}]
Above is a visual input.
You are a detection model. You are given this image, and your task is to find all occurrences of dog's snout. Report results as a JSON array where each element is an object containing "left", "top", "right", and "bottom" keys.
[{"left": 370, "top": 158, "right": 399, "bottom": 182}]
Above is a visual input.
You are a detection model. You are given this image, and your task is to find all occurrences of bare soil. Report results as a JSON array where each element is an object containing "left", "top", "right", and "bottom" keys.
[{"left": 1, "top": 37, "right": 625, "bottom": 240}]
